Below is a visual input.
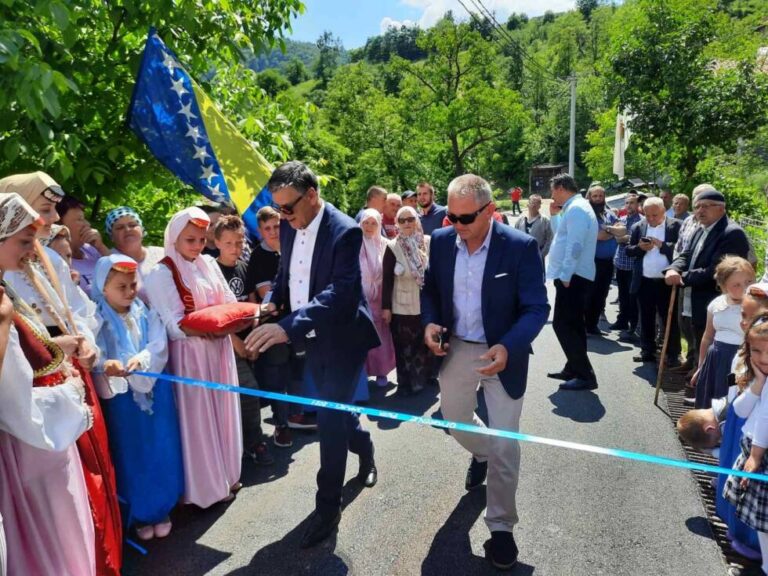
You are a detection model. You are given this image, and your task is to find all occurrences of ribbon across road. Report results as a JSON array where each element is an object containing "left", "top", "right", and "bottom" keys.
[{"left": 133, "top": 370, "right": 768, "bottom": 483}]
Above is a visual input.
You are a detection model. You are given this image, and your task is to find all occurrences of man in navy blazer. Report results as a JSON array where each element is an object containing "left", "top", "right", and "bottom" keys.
[
  {"left": 246, "top": 161, "right": 380, "bottom": 549},
  {"left": 422, "top": 174, "right": 549, "bottom": 570}
]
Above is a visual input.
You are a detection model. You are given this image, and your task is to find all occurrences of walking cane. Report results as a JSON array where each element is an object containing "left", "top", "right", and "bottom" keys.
[{"left": 654, "top": 284, "right": 678, "bottom": 406}]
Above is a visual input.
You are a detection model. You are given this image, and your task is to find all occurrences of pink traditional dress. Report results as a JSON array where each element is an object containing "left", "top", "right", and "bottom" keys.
[
  {"left": 146, "top": 207, "right": 242, "bottom": 508},
  {"left": 0, "top": 311, "right": 95, "bottom": 576},
  {"left": 359, "top": 209, "right": 396, "bottom": 380}
]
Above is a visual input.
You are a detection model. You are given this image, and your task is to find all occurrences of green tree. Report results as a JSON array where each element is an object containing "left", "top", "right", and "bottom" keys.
[
  {"left": 606, "top": 0, "right": 768, "bottom": 185},
  {"left": 256, "top": 69, "right": 291, "bottom": 96},
  {"left": 0, "top": 0, "right": 304, "bottom": 218},
  {"left": 284, "top": 57, "right": 310, "bottom": 84},
  {"left": 314, "top": 30, "right": 342, "bottom": 89}
]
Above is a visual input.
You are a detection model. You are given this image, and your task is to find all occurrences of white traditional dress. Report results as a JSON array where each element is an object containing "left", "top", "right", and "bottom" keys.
[{"left": 146, "top": 207, "right": 242, "bottom": 508}]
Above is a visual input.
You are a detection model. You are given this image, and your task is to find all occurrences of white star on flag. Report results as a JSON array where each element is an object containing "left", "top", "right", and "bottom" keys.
[
  {"left": 201, "top": 164, "right": 216, "bottom": 183},
  {"left": 192, "top": 144, "right": 209, "bottom": 162},
  {"left": 162, "top": 52, "right": 180, "bottom": 73},
  {"left": 185, "top": 124, "right": 201, "bottom": 141},
  {"left": 171, "top": 77, "right": 188, "bottom": 98},
  {"left": 179, "top": 102, "right": 197, "bottom": 121},
  {"left": 208, "top": 183, "right": 224, "bottom": 201}
]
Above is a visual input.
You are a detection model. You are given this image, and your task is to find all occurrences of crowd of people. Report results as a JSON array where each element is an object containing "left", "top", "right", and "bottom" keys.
[{"left": 0, "top": 160, "right": 766, "bottom": 575}]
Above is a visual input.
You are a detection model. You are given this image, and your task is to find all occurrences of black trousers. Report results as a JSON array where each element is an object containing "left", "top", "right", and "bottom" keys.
[
  {"left": 585, "top": 258, "right": 614, "bottom": 330},
  {"left": 638, "top": 276, "right": 681, "bottom": 359},
  {"left": 553, "top": 275, "right": 596, "bottom": 381},
  {"left": 615, "top": 267, "right": 638, "bottom": 329}
]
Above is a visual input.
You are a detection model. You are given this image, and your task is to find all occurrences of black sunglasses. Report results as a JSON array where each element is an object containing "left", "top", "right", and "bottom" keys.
[
  {"left": 272, "top": 193, "right": 307, "bottom": 216},
  {"left": 446, "top": 201, "right": 491, "bottom": 225}
]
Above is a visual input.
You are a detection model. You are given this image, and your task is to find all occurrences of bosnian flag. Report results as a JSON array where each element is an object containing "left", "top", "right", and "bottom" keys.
[{"left": 128, "top": 28, "right": 273, "bottom": 236}]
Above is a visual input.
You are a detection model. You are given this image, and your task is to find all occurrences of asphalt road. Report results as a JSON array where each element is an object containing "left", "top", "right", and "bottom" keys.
[{"left": 123, "top": 281, "right": 727, "bottom": 576}]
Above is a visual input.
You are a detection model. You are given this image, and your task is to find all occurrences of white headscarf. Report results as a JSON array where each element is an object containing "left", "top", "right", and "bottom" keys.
[
  {"left": 0, "top": 193, "right": 42, "bottom": 241},
  {"left": 359, "top": 208, "right": 385, "bottom": 300},
  {"left": 163, "top": 207, "right": 228, "bottom": 309}
]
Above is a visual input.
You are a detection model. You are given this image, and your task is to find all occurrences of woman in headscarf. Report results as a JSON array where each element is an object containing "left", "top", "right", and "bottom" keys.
[
  {"left": 0, "top": 193, "right": 96, "bottom": 576},
  {"left": 381, "top": 206, "right": 431, "bottom": 396},
  {"left": 92, "top": 254, "right": 184, "bottom": 541},
  {"left": 359, "top": 209, "right": 396, "bottom": 387},
  {"left": 145, "top": 207, "right": 243, "bottom": 508},
  {"left": 106, "top": 206, "right": 165, "bottom": 305},
  {"left": 0, "top": 172, "right": 123, "bottom": 576}
]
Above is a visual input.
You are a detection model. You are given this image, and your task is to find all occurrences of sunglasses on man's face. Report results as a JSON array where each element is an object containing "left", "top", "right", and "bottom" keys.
[
  {"left": 272, "top": 192, "right": 307, "bottom": 216},
  {"left": 398, "top": 216, "right": 416, "bottom": 224},
  {"left": 446, "top": 201, "right": 491, "bottom": 225}
]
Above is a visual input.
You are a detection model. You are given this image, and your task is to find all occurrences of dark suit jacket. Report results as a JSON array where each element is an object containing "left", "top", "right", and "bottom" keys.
[
  {"left": 667, "top": 216, "right": 750, "bottom": 327},
  {"left": 421, "top": 221, "right": 549, "bottom": 399},
  {"left": 625, "top": 217, "right": 681, "bottom": 294},
  {"left": 272, "top": 202, "right": 380, "bottom": 356}
]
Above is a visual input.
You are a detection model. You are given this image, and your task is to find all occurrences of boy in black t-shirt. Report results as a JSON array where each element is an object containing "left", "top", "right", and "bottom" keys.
[{"left": 214, "top": 215, "right": 275, "bottom": 464}]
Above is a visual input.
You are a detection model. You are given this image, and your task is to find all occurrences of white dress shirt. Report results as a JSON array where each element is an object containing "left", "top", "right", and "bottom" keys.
[
  {"left": 289, "top": 202, "right": 325, "bottom": 313},
  {"left": 453, "top": 224, "right": 492, "bottom": 342},
  {"left": 642, "top": 220, "right": 668, "bottom": 278}
]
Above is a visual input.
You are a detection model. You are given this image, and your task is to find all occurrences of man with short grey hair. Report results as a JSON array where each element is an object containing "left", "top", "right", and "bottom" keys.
[
  {"left": 422, "top": 173, "right": 548, "bottom": 570},
  {"left": 514, "top": 193, "right": 553, "bottom": 260}
]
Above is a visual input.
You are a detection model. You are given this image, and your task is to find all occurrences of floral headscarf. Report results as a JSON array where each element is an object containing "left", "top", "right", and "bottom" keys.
[
  {"left": 0, "top": 193, "right": 43, "bottom": 241},
  {"left": 105, "top": 206, "right": 144, "bottom": 238},
  {"left": 394, "top": 206, "right": 427, "bottom": 287}
]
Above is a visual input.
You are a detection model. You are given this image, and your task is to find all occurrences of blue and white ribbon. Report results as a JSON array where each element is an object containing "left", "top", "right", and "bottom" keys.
[{"left": 133, "top": 371, "right": 768, "bottom": 483}]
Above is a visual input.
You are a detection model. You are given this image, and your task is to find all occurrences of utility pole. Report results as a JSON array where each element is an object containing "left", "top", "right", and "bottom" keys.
[{"left": 568, "top": 74, "right": 576, "bottom": 176}]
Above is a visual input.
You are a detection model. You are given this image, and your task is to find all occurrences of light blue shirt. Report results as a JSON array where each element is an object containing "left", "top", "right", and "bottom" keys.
[
  {"left": 452, "top": 225, "right": 492, "bottom": 342},
  {"left": 546, "top": 194, "right": 598, "bottom": 282}
]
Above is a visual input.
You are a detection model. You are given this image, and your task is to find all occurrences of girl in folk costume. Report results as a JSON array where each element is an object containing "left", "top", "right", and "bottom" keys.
[
  {"left": 0, "top": 194, "right": 96, "bottom": 576},
  {"left": 382, "top": 205, "right": 431, "bottom": 396},
  {"left": 0, "top": 172, "right": 123, "bottom": 576},
  {"left": 92, "top": 254, "right": 184, "bottom": 540},
  {"left": 359, "top": 209, "right": 396, "bottom": 387},
  {"left": 146, "top": 207, "right": 243, "bottom": 508}
]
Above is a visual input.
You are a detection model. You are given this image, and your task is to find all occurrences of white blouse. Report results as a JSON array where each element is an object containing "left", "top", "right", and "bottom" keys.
[
  {"left": 0, "top": 325, "right": 91, "bottom": 451},
  {"left": 145, "top": 255, "right": 236, "bottom": 341},
  {"left": 708, "top": 295, "right": 743, "bottom": 345},
  {"left": 734, "top": 376, "right": 768, "bottom": 448}
]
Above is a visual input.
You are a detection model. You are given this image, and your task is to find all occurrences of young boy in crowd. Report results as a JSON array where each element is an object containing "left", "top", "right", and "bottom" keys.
[
  {"left": 677, "top": 395, "right": 730, "bottom": 455},
  {"left": 213, "top": 215, "right": 274, "bottom": 465}
]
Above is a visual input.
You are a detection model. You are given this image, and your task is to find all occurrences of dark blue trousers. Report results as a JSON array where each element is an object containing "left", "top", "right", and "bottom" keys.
[{"left": 305, "top": 343, "right": 373, "bottom": 518}]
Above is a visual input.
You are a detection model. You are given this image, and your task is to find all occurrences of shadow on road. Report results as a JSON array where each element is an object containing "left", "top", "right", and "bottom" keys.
[
  {"left": 685, "top": 516, "right": 716, "bottom": 540},
  {"left": 548, "top": 390, "right": 606, "bottom": 423},
  {"left": 587, "top": 335, "right": 634, "bottom": 355},
  {"left": 421, "top": 490, "right": 535, "bottom": 576},
  {"left": 225, "top": 478, "right": 364, "bottom": 576},
  {"left": 367, "top": 383, "right": 440, "bottom": 430}
]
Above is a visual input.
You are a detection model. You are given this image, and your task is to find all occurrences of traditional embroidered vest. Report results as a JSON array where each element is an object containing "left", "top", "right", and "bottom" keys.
[
  {"left": 160, "top": 256, "right": 195, "bottom": 314},
  {"left": 12, "top": 313, "right": 65, "bottom": 387}
]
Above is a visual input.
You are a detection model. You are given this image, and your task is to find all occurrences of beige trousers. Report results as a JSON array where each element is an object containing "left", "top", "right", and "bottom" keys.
[{"left": 439, "top": 337, "right": 524, "bottom": 532}]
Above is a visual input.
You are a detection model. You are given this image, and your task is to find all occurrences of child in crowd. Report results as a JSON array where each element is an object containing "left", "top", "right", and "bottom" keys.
[
  {"left": 690, "top": 256, "right": 754, "bottom": 408},
  {"left": 213, "top": 215, "right": 275, "bottom": 463},
  {"left": 92, "top": 254, "right": 184, "bottom": 541},
  {"left": 723, "top": 312, "right": 768, "bottom": 573},
  {"left": 146, "top": 207, "right": 243, "bottom": 508},
  {"left": 677, "top": 396, "right": 730, "bottom": 453}
]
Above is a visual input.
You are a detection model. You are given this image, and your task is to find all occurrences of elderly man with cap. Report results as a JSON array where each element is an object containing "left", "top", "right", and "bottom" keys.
[
  {"left": 402, "top": 190, "right": 418, "bottom": 209},
  {"left": 665, "top": 184, "right": 751, "bottom": 385}
]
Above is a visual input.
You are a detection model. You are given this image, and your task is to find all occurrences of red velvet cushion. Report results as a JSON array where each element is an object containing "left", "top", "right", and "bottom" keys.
[{"left": 179, "top": 302, "right": 259, "bottom": 332}]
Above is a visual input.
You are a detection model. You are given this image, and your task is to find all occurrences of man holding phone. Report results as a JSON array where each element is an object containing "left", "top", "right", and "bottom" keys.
[
  {"left": 626, "top": 197, "right": 682, "bottom": 364},
  {"left": 422, "top": 174, "right": 549, "bottom": 570}
]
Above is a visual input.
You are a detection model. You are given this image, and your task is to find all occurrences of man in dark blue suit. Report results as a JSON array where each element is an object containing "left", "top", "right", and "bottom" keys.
[
  {"left": 421, "top": 174, "right": 549, "bottom": 571},
  {"left": 245, "top": 161, "right": 381, "bottom": 548}
]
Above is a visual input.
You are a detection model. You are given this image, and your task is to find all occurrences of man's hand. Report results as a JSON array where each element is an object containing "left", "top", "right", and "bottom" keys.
[
  {"left": 665, "top": 270, "right": 683, "bottom": 286},
  {"left": 476, "top": 344, "right": 508, "bottom": 376},
  {"left": 424, "top": 323, "right": 448, "bottom": 356},
  {"left": 382, "top": 309, "right": 392, "bottom": 325},
  {"left": 76, "top": 339, "right": 97, "bottom": 371},
  {"left": 639, "top": 239, "right": 653, "bottom": 252},
  {"left": 245, "top": 323, "right": 288, "bottom": 354}
]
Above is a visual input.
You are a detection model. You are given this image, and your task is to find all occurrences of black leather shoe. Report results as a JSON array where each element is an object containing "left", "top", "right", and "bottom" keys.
[
  {"left": 483, "top": 531, "right": 519, "bottom": 570},
  {"left": 559, "top": 378, "right": 598, "bottom": 391},
  {"left": 358, "top": 457, "right": 377, "bottom": 488},
  {"left": 547, "top": 370, "right": 573, "bottom": 381},
  {"left": 633, "top": 354, "right": 656, "bottom": 363},
  {"left": 300, "top": 510, "right": 341, "bottom": 548},
  {"left": 465, "top": 457, "right": 488, "bottom": 491}
]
